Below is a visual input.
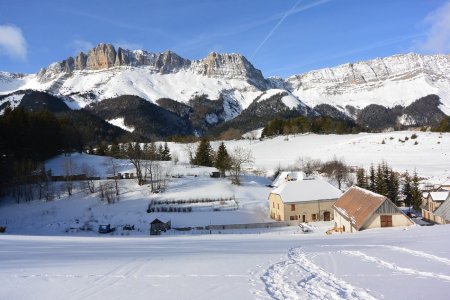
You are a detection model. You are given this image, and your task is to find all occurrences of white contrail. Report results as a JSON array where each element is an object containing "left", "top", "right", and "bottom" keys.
[
  {"left": 251, "top": 0, "right": 303, "bottom": 58},
  {"left": 251, "top": 0, "right": 331, "bottom": 58}
]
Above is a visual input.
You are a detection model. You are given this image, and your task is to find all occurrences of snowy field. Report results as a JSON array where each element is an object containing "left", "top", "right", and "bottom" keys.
[
  {"left": 171, "top": 130, "right": 450, "bottom": 183},
  {"left": 1, "top": 225, "right": 450, "bottom": 300},
  {"left": 1, "top": 130, "right": 450, "bottom": 299}
]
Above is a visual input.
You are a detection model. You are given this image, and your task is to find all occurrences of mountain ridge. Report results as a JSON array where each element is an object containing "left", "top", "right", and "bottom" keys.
[{"left": 1, "top": 43, "right": 449, "bottom": 134}]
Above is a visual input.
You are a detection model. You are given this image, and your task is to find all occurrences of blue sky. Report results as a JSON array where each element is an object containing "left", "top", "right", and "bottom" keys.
[{"left": 0, "top": 0, "right": 449, "bottom": 77}]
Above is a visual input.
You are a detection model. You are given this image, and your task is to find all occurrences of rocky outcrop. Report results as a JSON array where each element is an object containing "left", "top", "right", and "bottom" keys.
[
  {"left": 86, "top": 44, "right": 117, "bottom": 70},
  {"left": 37, "top": 44, "right": 264, "bottom": 85},
  {"left": 190, "top": 52, "right": 266, "bottom": 87},
  {"left": 286, "top": 53, "right": 450, "bottom": 91}
]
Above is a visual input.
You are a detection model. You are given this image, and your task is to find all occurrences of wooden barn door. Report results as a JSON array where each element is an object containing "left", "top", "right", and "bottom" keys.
[
  {"left": 323, "top": 211, "right": 331, "bottom": 221},
  {"left": 380, "top": 215, "right": 392, "bottom": 227}
]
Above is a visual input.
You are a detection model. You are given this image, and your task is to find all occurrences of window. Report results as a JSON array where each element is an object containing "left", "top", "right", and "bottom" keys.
[
  {"left": 291, "top": 204, "right": 295, "bottom": 211},
  {"left": 277, "top": 203, "right": 279, "bottom": 209},
  {"left": 290, "top": 216, "right": 295, "bottom": 220},
  {"left": 312, "top": 214, "right": 317, "bottom": 221},
  {"left": 272, "top": 202, "right": 275, "bottom": 208}
]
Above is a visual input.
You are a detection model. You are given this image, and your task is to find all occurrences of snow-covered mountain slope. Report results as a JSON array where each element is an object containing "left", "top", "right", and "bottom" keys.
[
  {"left": 256, "top": 88, "right": 306, "bottom": 109},
  {"left": 0, "top": 45, "right": 449, "bottom": 122},
  {"left": 284, "top": 53, "right": 450, "bottom": 115}
]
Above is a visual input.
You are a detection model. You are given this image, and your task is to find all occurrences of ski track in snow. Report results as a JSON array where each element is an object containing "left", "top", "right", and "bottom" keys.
[
  {"left": 342, "top": 250, "right": 450, "bottom": 283},
  {"left": 383, "top": 245, "right": 450, "bottom": 266},
  {"left": 319, "top": 244, "right": 450, "bottom": 267},
  {"left": 66, "top": 256, "right": 149, "bottom": 300},
  {"left": 260, "top": 247, "right": 375, "bottom": 300}
]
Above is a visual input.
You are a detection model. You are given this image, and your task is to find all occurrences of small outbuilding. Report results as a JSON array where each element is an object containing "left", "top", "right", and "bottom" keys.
[
  {"left": 269, "top": 179, "right": 342, "bottom": 222},
  {"left": 150, "top": 218, "right": 171, "bottom": 235},
  {"left": 333, "top": 186, "right": 413, "bottom": 232}
]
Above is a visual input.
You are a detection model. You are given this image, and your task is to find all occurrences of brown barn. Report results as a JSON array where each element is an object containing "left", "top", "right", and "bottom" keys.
[{"left": 333, "top": 186, "right": 413, "bottom": 233}]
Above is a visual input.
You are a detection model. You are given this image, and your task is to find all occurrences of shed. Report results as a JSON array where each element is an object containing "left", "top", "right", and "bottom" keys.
[
  {"left": 269, "top": 179, "right": 342, "bottom": 222},
  {"left": 333, "top": 186, "right": 413, "bottom": 232},
  {"left": 150, "top": 218, "right": 171, "bottom": 235}
]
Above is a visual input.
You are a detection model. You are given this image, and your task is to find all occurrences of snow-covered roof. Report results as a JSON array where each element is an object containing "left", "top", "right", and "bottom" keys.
[
  {"left": 271, "top": 179, "right": 342, "bottom": 203},
  {"left": 271, "top": 171, "right": 304, "bottom": 187},
  {"left": 429, "top": 191, "right": 450, "bottom": 201}
]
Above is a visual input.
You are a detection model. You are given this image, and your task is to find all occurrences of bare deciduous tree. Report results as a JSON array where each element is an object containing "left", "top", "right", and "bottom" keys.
[
  {"left": 81, "top": 163, "right": 98, "bottom": 194},
  {"left": 296, "top": 157, "right": 322, "bottom": 177},
  {"left": 172, "top": 151, "right": 179, "bottom": 165},
  {"left": 182, "top": 143, "right": 196, "bottom": 164},
  {"left": 109, "top": 158, "right": 120, "bottom": 196},
  {"left": 230, "top": 147, "right": 254, "bottom": 185},
  {"left": 320, "top": 157, "right": 350, "bottom": 190},
  {"left": 61, "top": 156, "right": 77, "bottom": 196},
  {"left": 98, "top": 181, "right": 117, "bottom": 204},
  {"left": 125, "top": 143, "right": 145, "bottom": 185}
]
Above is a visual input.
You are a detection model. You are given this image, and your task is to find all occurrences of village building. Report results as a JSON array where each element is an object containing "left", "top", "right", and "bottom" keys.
[
  {"left": 269, "top": 179, "right": 342, "bottom": 222},
  {"left": 333, "top": 186, "right": 413, "bottom": 233},
  {"left": 271, "top": 171, "right": 304, "bottom": 187},
  {"left": 430, "top": 198, "right": 450, "bottom": 224},
  {"left": 422, "top": 191, "right": 450, "bottom": 224}
]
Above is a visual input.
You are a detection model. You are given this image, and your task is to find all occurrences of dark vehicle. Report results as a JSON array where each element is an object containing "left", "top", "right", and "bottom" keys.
[
  {"left": 406, "top": 211, "right": 417, "bottom": 218},
  {"left": 123, "top": 224, "right": 135, "bottom": 231},
  {"left": 98, "top": 224, "right": 116, "bottom": 234}
]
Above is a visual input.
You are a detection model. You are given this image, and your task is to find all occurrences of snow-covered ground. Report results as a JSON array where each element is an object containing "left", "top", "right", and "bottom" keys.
[
  {"left": 171, "top": 130, "right": 450, "bottom": 183},
  {"left": 1, "top": 225, "right": 449, "bottom": 299},
  {"left": 1, "top": 131, "right": 450, "bottom": 299}
]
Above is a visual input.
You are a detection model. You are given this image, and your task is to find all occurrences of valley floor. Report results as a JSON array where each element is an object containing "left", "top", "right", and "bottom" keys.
[
  {"left": 1, "top": 130, "right": 450, "bottom": 299},
  {"left": 1, "top": 225, "right": 449, "bottom": 300}
]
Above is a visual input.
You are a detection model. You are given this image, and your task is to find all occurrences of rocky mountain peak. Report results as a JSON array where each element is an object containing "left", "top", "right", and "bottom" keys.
[
  {"left": 86, "top": 43, "right": 117, "bottom": 70},
  {"left": 191, "top": 52, "right": 266, "bottom": 88},
  {"left": 36, "top": 44, "right": 267, "bottom": 87}
]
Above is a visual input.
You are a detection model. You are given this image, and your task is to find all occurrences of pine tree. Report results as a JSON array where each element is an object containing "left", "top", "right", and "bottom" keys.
[
  {"left": 375, "top": 164, "right": 387, "bottom": 196},
  {"left": 214, "top": 142, "right": 231, "bottom": 177},
  {"left": 368, "top": 164, "right": 376, "bottom": 192},
  {"left": 148, "top": 142, "right": 157, "bottom": 160},
  {"left": 157, "top": 144, "right": 164, "bottom": 160},
  {"left": 387, "top": 168, "right": 400, "bottom": 205},
  {"left": 193, "top": 138, "right": 214, "bottom": 167},
  {"left": 162, "top": 142, "right": 171, "bottom": 161},
  {"left": 356, "top": 167, "right": 367, "bottom": 189},
  {"left": 411, "top": 170, "right": 422, "bottom": 211},
  {"left": 403, "top": 171, "right": 413, "bottom": 208},
  {"left": 109, "top": 140, "right": 120, "bottom": 158},
  {"left": 382, "top": 162, "right": 390, "bottom": 193}
]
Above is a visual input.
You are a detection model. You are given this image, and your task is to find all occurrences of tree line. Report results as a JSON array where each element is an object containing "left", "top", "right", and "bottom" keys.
[
  {"left": 356, "top": 162, "right": 421, "bottom": 210},
  {"left": 261, "top": 116, "right": 361, "bottom": 137},
  {"left": 432, "top": 116, "right": 450, "bottom": 132}
]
